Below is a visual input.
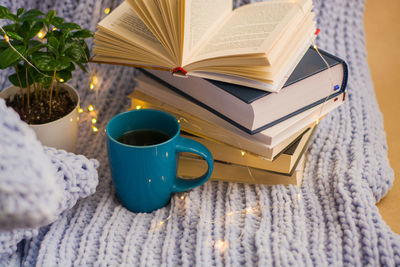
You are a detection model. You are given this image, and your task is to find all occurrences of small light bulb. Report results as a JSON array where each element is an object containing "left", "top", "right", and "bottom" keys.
[
  {"left": 92, "top": 126, "right": 98, "bottom": 132},
  {"left": 104, "top": 8, "right": 110, "bottom": 14},
  {"left": 90, "top": 83, "right": 95, "bottom": 90},
  {"left": 215, "top": 240, "right": 227, "bottom": 253},
  {"left": 245, "top": 207, "right": 254, "bottom": 214},
  {"left": 78, "top": 108, "right": 84, "bottom": 113},
  {"left": 91, "top": 118, "right": 97, "bottom": 124},
  {"left": 180, "top": 195, "right": 184, "bottom": 200},
  {"left": 76, "top": 116, "right": 80, "bottom": 121},
  {"left": 88, "top": 105, "right": 94, "bottom": 112},
  {"left": 241, "top": 151, "right": 245, "bottom": 156},
  {"left": 59, "top": 78, "right": 64, "bottom": 83},
  {"left": 177, "top": 119, "right": 180, "bottom": 123},
  {"left": 297, "top": 193, "right": 302, "bottom": 200},
  {"left": 37, "top": 31, "right": 45, "bottom": 39},
  {"left": 136, "top": 105, "right": 142, "bottom": 110},
  {"left": 4, "top": 35, "right": 9, "bottom": 43},
  {"left": 92, "top": 76, "right": 98, "bottom": 84}
]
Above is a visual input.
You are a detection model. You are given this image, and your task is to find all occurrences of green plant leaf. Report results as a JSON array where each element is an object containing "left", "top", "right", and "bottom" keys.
[
  {"left": 0, "top": 39, "right": 8, "bottom": 48},
  {"left": 8, "top": 67, "right": 34, "bottom": 88},
  {"left": 27, "top": 66, "right": 39, "bottom": 84},
  {"left": 76, "top": 62, "right": 87, "bottom": 73},
  {"left": 18, "top": 20, "right": 31, "bottom": 40},
  {"left": 0, "top": 6, "right": 10, "bottom": 18},
  {"left": 0, "top": 45, "right": 25, "bottom": 69},
  {"left": 31, "top": 52, "right": 57, "bottom": 71},
  {"left": 56, "top": 69, "right": 72, "bottom": 82},
  {"left": 20, "top": 9, "right": 44, "bottom": 21},
  {"left": 80, "top": 41, "right": 90, "bottom": 62},
  {"left": 5, "top": 31, "right": 23, "bottom": 41},
  {"left": 48, "top": 36, "right": 59, "bottom": 50},
  {"left": 52, "top": 16, "right": 64, "bottom": 26},
  {"left": 66, "top": 62, "right": 75, "bottom": 71},
  {"left": 27, "top": 21, "right": 44, "bottom": 40},
  {"left": 2, "top": 24, "right": 16, "bottom": 32},
  {"left": 71, "top": 29, "right": 93, "bottom": 39},
  {"left": 28, "top": 40, "right": 43, "bottom": 47},
  {"left": 67, "top": 40, "right": 90, "bottom": 63},
  {"left": 26, "top": 42, "right": 46, "bottom": 56},
  {"left": 57, "top": 32, "right": 67, "bottom": 53},
  {"left": 56, "top": 22, "right": 81, "bottom": 31},
  {"left": 17, "top": 8, "right": 24, "bottom": 17},
  {"left": 9, "top": 72, "right": 25, "bottom": 87},
  {"left": 35, "top": 71, "right": 53, "bottom": 88},
  {"left": 55, "top": 56, "right": 71, "bottom": 70},
  {"left": 0, "top": 6, "right": 16, "bottom": 21},
  {"left": 64, "top": 43, "right": 82, "bottom": 61},
  {"left": 1, "top": 40, "right": 22, "bottom": 48},
  {"left": 46, "top": 10, "right": 56, "bottom": 24}
]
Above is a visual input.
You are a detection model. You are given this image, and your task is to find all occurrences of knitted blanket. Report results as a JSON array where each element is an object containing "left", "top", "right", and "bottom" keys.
[{"left": 1, "top": 0, "right": 400, "bottom": 266}]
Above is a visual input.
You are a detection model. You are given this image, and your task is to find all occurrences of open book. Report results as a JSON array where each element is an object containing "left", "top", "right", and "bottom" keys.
[{"left": 93, "top": 0, "right": 316, "bottom": 92}]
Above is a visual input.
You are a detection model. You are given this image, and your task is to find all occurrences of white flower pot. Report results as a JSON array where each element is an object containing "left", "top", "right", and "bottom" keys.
[{"left": 0, "top": 84, "right": 80, "bottom": 153}]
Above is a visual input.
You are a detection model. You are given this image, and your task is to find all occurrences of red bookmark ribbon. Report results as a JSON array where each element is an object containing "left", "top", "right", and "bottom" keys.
[{"left": 172, "top": 67, "right": 187, "bottom": 75}]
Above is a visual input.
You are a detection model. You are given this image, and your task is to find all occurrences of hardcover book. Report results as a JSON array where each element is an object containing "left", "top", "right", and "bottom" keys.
[
  {"left": 142, "top": 47, "right": 348, "bottom": 134},
  {"left": 129, "top": 89, "right": 342, "bottom": 159},
  {"left": 133, "top": 74, "right": 345, "bottom": 148},
  {"left": 178, "top": 155, "right": 306, "bottom": 186},
  {"left": 181, "top": 123, "right": 315, "bottom": 174},
  {"left": 93, "top": 0, "right": 316, "bottom": 92}
]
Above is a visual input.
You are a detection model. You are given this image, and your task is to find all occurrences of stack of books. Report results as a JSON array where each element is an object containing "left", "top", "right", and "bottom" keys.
[{"left": 94, "top": 0, "right": 348, "bottom": 186}]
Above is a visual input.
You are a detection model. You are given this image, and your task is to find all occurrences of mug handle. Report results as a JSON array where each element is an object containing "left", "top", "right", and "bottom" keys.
[{"left": 172, "top": 136, "right": 214, "bottom": 192}]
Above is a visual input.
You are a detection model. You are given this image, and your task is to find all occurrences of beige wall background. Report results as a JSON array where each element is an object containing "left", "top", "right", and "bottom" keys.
[{"left": 365, "top": 0, "right": 400, "bottom": 234}]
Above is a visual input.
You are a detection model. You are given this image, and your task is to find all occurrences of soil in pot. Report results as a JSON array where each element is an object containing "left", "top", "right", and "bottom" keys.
[{"left": 5, "top": 88, "right": 75, "bottom": 125}]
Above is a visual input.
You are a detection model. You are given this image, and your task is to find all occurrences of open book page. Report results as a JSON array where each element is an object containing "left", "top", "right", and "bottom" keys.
[
  {"left": 157, "top": 0, "right": 180, "bottom": 59},
  {"left": 94, "top": 31, "right": 174, "bottom": 67},
  {"left": 126, "top": 0, "right": 179, "bottom": 64},
  {"left": 95, "top": 2, "right": 175, "bottom": 67},
  {"left": 187, "top": 21, "right": 314, "bottom": 92},
  {"left": 187, "top": 0, "right": 308, "bottom": 64},
  {"left": 189, "top": 13, "right": 315, "bottom": 80},
  {"left": 182, "top": 0, "right": 232, "bottom": 65}
]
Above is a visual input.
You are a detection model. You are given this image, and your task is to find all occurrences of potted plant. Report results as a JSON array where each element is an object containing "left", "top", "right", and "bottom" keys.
[{"left": 0, "top": 6, "right": 92, "bottom": 152}]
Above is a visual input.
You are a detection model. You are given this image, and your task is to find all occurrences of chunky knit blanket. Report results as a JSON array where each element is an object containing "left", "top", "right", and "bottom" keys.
[
  {"left": 0, "top": 99, "right": 99, "bottom": 266},
  {"left": 1, "top": 0, "right": 400, "bottom": 266}
]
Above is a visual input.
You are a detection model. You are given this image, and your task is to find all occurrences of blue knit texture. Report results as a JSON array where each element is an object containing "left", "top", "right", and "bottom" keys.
[{"left": 1, "top": 0, "right": 400, "bottom": 266}]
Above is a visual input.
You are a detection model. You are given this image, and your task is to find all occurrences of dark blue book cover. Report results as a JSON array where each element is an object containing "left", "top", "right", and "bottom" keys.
[
  {"left": 206, "top": 48, "right": 345, "bottom": 104},
  {"left": 140, "top": 47, "right": 348, "bottom": 135}
]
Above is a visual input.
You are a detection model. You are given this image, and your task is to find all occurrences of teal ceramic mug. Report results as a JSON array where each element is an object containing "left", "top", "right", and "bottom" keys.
[{"left": 106, "top": 109, "right": 214, "bottom": 213}]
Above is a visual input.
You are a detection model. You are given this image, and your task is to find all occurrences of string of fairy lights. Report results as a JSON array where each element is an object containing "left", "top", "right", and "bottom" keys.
[
  {"left": 1, "top": 4, "right": 337, "bottom": 255},
  {"left": 151, "top": 190, "right": 302, "bottom": 255}
]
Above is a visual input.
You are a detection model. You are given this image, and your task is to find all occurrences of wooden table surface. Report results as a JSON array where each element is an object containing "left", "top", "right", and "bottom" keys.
[{"left": 365, "top": 0, "right": 400, "bottom": 234}]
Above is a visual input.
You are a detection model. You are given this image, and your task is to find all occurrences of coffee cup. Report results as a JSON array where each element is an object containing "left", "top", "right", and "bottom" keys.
[{"left": 106, "top": 109, "right": 214, "bottom": 213}]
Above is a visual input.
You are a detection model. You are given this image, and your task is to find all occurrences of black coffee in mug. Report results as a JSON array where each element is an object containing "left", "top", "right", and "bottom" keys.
[{"left": 117, "top": 129, "right": 171, "bottom": 146}]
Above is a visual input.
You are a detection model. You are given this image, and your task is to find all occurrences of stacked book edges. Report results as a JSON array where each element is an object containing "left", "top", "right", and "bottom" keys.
[
  {"left": 94, "top": 0, "right": 348, "bottom": 185},
  {"left": 129, "top": 88, "right": 315, "bottom": 185},
  {"left": 140, "top": 47, "right": 348, "bottom": 134},
  {"left": 127, "top": 48, "right": 347, "bottom": 186}
]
